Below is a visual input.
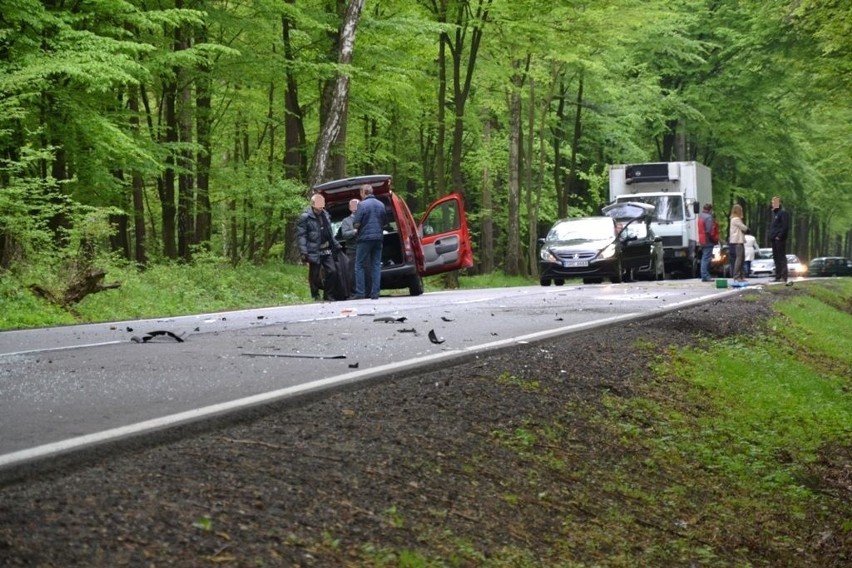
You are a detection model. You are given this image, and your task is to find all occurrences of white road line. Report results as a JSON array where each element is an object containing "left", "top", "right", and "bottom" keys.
[{"left": 0, "top": 341, "right": 124, "bottom": 358}]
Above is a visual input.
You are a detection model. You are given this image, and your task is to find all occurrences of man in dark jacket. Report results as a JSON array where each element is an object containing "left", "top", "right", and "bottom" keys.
[
  {"left": 296, "top": 193, "right": 342, "bottom": 301},
  {"left": 351, "top": 184, "right": 387, "bottom": 300},
  {"left": 769, "top": 195, "right": 790, "bottom": 282}
]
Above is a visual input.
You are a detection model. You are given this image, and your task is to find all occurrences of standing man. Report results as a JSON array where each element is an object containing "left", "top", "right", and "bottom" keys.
[
  {"left": 337, "top": 198, "right": 361, "bottom": 298},
  {"left": 769, "top": 195, "right": 790, "bottom": 282},
  {"left": 351, "top": 184, "right": 386, "bottom": 300},
  {"left": 296, "top": 193, "right": 341, "bottom": 301},
  {"left": 697, "top": 203, "right": 718, "bottom": 282}
]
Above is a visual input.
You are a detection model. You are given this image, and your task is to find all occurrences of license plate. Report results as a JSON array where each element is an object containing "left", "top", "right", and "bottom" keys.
[{"left": 562, "top": 259, "right": 588, "bottom": 268}]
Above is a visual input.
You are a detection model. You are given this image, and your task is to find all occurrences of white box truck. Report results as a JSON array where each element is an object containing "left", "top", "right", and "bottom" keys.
[{"left": 608, "top": 161, "right": 712, "bottom": 277}]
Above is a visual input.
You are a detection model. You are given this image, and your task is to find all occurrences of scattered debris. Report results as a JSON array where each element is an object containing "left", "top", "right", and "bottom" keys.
[
  {"left": 240, "top": 353, "right": 346, "bottom": 360},
  {"left": 126, "top": 326, "right": 133, "bottom": 332},
  {"left": 130, "top": 330, "right": 186, "bottom": 343},
  {"left": 440, "top": 316, "right": 454, "bottom": 322},
  {"left": 428, "top": 329, "right": 445, "bottom": 344},
  {"left": 373, "top": 316, "right": 407, "bottom": 323},
  {"left": 348, "top": 362, "right": 359, "bottom": 369},
  {"left": 260, "top": 333, "right": 313, "bottom": 338},
  {"left": 397, "top": 328, "right": 418, "bottom": 334}
]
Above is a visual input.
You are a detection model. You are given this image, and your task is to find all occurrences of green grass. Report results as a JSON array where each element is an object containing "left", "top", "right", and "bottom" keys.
[
  {"left": 0, "top": 259, "right": 310, "bottom": 330},
  {"left": 347, "top": 280, "right": 852, "bottom": 566}
]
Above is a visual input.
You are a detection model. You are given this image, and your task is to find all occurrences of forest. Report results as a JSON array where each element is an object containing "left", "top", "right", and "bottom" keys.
[{"left": 1, "top": 0, "right": 850, "bottom": 281}]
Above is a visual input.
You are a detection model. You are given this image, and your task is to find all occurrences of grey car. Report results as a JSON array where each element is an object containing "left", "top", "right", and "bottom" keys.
[{"left": 538, "top": 202, "right": 664, "bottom": 285}]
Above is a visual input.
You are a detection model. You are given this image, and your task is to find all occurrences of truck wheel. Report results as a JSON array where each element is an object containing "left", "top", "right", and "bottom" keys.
[{"left": 408, "top": 274, "right": 424, "bottom": 296}]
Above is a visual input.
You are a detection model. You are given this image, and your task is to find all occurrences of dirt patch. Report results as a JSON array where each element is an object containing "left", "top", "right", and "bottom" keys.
[{"left": 0, "top": 286, "right": 849, "bottom": 566}]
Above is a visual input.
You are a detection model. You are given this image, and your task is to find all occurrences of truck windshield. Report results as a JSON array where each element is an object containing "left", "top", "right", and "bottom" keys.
[{"left": 618, "top": 195, "right": 683, "bottom": 222}]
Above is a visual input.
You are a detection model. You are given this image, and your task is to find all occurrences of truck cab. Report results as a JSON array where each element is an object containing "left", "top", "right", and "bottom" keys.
[{"left": 608, "top": 162, "right": 712, "bottom": 278}]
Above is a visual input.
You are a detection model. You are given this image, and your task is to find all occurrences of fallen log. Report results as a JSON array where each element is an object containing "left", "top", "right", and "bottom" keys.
[{"left": 29, "top": 267, "right": 121, "bottom": 309}]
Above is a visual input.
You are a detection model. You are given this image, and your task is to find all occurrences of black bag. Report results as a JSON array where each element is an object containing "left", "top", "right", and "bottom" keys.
[{"left": 329, "top": 250, "right": 352, "bottom": 301}]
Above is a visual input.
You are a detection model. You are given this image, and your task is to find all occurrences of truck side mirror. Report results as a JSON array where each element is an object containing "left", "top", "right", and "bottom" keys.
[{"left": 692, "top": 202, "right": 700, "bottom": 215}]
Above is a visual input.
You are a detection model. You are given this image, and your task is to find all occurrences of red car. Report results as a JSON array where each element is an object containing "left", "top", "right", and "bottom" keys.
[{"left": 313, "top": 175, "right": 474, "bottom": 295}]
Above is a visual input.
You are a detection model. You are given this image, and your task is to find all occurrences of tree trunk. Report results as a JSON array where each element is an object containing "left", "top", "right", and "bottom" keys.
[
  {"left": 176, "top": 19, "right": 194, "bottom": 263},
  {"left": 480, "top": 118, "right": 494, "bottom": 274},
  {"left": 525, "top": 77, "right": 536, "bottom": 278},
  {"left": 307, "top": 0, "right": 365, "bottom": 188},
  {"left": 505, "top": 65, "right": 522, "bottom": 276},
  {"left": 161, "top": 81, "right": 178, "bottom": 260},
  {"left": 553, "top": 82, "right": 568, "bottom": 219},
  {"left": 195, "top": 24, "right": 213, "bottom": 249}
]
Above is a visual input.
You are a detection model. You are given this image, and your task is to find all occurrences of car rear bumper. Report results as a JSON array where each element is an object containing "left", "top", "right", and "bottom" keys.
[{"left": 378, "top": 262, "right": 417, "bottom": 289}]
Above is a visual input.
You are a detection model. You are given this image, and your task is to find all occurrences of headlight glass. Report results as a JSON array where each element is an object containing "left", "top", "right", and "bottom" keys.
[
  {"left": 540, "top": 248, "right": 557, "bottom": 263},
  {"left": 598, "top": 243, "right": 616, "bottom": 259}
]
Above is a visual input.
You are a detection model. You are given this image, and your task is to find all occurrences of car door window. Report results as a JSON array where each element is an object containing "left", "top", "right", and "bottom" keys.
[{"left": 423, "top": 201, "right": 460, "bottom": 235}]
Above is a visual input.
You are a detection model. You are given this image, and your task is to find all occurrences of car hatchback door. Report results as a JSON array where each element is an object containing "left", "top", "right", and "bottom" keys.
[{"left": 418, "top": 192, "right": 474, "bottom": 276}]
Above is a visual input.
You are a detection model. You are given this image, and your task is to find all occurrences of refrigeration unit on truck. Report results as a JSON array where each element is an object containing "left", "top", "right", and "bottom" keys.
[{"left": 608, "top": 161, "right": 712, "bottom": 277}]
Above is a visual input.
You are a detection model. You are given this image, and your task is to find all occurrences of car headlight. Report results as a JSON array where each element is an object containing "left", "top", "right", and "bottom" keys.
[
  {"left": 598, "top": 243, "right": 616, "bottom": 260},
  {"left": 540, "top": 248, "right": 558, "bottom": 263}
]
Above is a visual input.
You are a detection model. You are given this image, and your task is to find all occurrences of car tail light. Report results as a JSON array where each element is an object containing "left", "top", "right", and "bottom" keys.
[{"left": 403, "top": 236, "right": 414, "bottom": 263}]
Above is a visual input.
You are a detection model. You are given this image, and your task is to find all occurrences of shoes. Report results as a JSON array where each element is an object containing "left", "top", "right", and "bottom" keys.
[
  {"left": 701, "top": 278, "right": 712, "bottom": 282},
  {"left": 311, "top": 294, "right": 321, "bottom": 301},
  {"left": 369, "top": 295, "right": 379, "bottom": 300},
  {"left": 348, "top": 294, "right": 365, "bottom": 300}
]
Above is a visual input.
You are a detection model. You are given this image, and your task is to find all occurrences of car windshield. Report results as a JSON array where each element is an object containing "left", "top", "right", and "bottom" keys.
[
  {"left": 786, "top": 255, "right": 800, "bottom": 263},
  {"left": 617, "top": 195, "right": 683, "bottom": 222},
  {"left": 547, "top": 219, "right": 614, "bottom": 243},
  {"left": 620, "top": 221, "right": 649, "bottom": 239}
]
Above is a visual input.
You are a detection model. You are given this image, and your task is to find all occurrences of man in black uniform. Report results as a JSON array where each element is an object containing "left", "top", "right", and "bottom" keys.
[{"left": 769, "top": 195, "right": 790, "bottom": 282}]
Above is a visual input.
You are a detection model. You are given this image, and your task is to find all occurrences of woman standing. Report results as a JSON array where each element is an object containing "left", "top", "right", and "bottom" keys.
[{"left": 729, "top": 204, "right": 749, "bottom": 282}]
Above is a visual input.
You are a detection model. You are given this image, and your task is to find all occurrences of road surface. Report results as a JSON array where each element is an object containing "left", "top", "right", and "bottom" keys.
[{"left": 0, "top": 279, "right": 752, "bottom": 470}]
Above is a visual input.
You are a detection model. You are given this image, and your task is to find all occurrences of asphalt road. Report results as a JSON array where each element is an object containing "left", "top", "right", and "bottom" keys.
[{"left": 0, "top": 279, "right": 748, "bottom": 470}]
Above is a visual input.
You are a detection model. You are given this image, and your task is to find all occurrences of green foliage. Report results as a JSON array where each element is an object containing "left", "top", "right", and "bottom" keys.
[
  {"left": 1, "top": 0, "right": 849, "bottom": 281},
  {"left": 0, "top": 259, "right": 310, "bottom": 330}
]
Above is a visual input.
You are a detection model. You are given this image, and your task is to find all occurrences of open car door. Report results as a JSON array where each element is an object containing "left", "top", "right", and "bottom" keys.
[{"left": 418, "top": 192, "right": 474, "bottom": 276}]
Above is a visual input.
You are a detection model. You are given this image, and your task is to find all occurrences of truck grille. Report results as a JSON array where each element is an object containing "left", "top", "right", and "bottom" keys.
[{"left": 661, "top": 236, "right": 683, "bottom": 248}]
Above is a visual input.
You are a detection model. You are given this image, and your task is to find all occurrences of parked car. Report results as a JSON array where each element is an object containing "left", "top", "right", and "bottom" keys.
[
  {"left": 750, "top": 253, "right": 807, "bottom": 278},
  {"left": 787, "top": 254, "right": 808, "bottom": 277},
  {"left": 808, "top": 256, "right": 852, "bottom": 277},
  {"left": 750, "top": 255, "right": 775, "bottom": 278},
  {"left": 313, "top": 175, "right": 473, "bottom": 296},
  {"left": 538, "top": 202, "right": 664, "bottom": 286},
  {"left": 757, "top": 247, "right": 773, "bottom": 259}
]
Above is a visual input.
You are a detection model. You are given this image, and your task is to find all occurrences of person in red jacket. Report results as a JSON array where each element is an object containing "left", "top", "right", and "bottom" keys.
[{"left": 697, "top": 203, "right": 719, "bottom": 282}]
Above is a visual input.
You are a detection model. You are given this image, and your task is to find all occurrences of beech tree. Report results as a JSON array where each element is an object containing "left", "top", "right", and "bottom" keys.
[{"left": 1, "top": 0, "right": 850, "bottom": 278}]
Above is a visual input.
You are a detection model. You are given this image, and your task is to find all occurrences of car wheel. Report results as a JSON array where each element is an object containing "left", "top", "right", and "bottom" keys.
[
  {"left": 554, "top": 279, "right": 565, "bottom": 286},
  {"left": 540, "top": 278, "right": 551, "bottom": 286},
  {"left": 610, "top": 260, "right": 623, "bottom": 284},
  {"left": 408, "top": 274, "right": 424, "bottom": 296}
]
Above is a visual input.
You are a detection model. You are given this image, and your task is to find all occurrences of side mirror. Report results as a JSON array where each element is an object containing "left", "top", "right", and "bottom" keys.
[
  {"left": 537, "top": 237, "right": 546, "bottom": 247},
  {"left": 692, "top": 201, "right": 700, "bottom": 215}
]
